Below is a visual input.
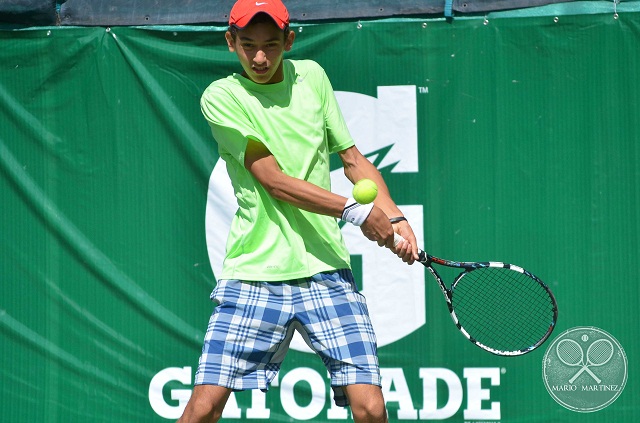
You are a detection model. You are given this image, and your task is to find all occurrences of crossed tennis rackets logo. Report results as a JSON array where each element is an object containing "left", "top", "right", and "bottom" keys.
[
  {"left": 542, "top": 326, "right": 627, "bottom": 413},
  {"left": 556, "top": 338, "right": 614, "bottom": 384}
]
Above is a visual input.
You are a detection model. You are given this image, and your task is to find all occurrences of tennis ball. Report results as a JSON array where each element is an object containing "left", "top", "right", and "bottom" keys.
[{"left": 352, "top": 179, "right": 378, "bottom": 204}]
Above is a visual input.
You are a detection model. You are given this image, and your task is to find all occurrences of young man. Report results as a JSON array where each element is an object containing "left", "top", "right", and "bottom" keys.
[{"left": 178, "top": 1, "right": 418, "bottom": 422}]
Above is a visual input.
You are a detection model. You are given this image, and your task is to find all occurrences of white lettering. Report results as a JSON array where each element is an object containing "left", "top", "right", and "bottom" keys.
[
  {"left": 582, "top": 384, "right": 621, "bottom": 392},
  {"left": 280, "top": 367, "right": 326, "bottom": 420},
  {"left": 221, "top": 392, "right": 242, "bottom": 418},
  {"left": 149, "top": 366, "right": 503, "bottom": 420},
  {"left": 463, "top": 368, "right": 501, "bottom": 420},
  {"left": 148, "top": 366, "right": 192, "bottom": 419},
  {"left": 418, "top": 368, "right": 463, "bottom": 420},
  {"left": 380, "top": 368, "right": 418, "bottom": 419},
  {"left": 246, "top": 390, "right": 270, "bottom": 419},
  {"left": 327, "top": 386, "right": 349, "bottom": 420},
  {"left": 552, "top": 384, "right": 577, "bottom": 391}
]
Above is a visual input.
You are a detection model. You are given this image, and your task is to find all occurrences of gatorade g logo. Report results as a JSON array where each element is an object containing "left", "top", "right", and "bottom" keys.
[{"left": 205, "top": 86, "right": 425, "bottom": 349}]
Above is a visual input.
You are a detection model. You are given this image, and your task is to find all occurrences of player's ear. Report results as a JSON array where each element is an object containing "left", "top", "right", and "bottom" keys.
[
  {"left": 284, "top": 30, "right": 295, "bottom": 52},
  {"left": 225, "top": 31, "right": 236, "bottom": 52}
]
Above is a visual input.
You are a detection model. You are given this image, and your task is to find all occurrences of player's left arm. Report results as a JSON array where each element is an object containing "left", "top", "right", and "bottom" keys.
[{"left": 338, "top": 145, "right": 419, "bottom": 262}]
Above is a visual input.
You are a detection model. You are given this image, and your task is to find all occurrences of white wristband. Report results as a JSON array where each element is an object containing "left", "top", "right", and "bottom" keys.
[{"left": 341, "top": 198, "right": 374, "bottom": 226}]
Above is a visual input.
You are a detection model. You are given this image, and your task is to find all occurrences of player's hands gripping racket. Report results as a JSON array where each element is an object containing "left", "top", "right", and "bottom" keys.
[{"left": 394, "top": 234, "right": 558, "bottom": 356}]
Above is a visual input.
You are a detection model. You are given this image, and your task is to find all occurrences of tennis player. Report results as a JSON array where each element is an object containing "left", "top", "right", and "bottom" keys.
[{"left": 177, "top": 1, "right": 418, "bottom": 422}]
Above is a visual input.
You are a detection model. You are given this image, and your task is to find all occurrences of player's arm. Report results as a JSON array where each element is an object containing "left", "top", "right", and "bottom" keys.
[
  {"left": 244, "top": 138, "right": 401, "bottom": 250},
  {"left": 244, "top": 138, "right": 346, "bottom": 217},
  {"left": 338, "top": 145, "right": 419, "bottom": 262}
]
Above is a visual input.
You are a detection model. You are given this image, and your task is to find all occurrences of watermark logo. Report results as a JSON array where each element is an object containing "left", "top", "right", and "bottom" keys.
[{"left": 542, "top": 326, "right": 627, "bottom": 412}]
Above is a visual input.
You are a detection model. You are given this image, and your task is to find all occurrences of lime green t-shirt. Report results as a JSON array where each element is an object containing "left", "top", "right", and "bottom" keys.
[{"left": 201, "top": 59, "right": 355, "bottom": 281}]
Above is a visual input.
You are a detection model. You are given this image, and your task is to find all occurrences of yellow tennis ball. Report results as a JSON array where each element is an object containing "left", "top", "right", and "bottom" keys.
[{"left": 352, "top": 179, "right": 378, "bottom": 204}]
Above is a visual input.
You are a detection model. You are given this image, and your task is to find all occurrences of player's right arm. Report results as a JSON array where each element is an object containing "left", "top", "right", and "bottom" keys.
[
  {"left": 244, "top": 138, "right": 395, "bottom": 248},
  {"left": 244, "top": 138, "right": 346, "bottom": 217},
  {"left": 339, "top": 145, "right": 418, "bottom": 262}
]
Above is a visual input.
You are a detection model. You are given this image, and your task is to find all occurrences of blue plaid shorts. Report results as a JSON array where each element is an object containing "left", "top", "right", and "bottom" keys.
[{"left": 194, "top": 269, "right": 380, "bottom": 407}]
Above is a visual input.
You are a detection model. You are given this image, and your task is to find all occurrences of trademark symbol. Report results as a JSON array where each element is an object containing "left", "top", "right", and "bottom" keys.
[
  {"left": 418, "top": 86, "right": 429, "bottom": 94},
  {"left": 501, "top": 368, "right": 507, "bottom": 374}
]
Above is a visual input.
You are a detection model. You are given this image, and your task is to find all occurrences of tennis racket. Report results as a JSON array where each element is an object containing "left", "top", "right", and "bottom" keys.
[
  {"left": 556, "top": 338, "right": 614, "bottom": 384},
  {"left": 394, "top": 234, "right": 558, "bottom": 356}
]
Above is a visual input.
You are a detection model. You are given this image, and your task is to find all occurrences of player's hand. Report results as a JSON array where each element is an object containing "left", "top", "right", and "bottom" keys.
[
  {"left": 360, "top": 206, "right": 395, "bottom": 248},
  {"left": 391, "top": 220, "right": 419, "bottom": 265}
]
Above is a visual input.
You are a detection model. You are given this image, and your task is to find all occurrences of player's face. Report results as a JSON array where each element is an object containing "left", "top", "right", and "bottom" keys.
[{"left": 226, "top": 21, "right": 294, "bottom": 85}]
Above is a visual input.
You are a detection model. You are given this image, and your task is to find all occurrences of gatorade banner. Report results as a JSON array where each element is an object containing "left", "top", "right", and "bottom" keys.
[{"left": 1, "top": 11, "right": 638, "bottom": 423}]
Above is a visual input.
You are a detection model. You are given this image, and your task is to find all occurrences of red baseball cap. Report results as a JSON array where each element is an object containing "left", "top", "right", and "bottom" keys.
[{"left": 229, "top": 0, "right": 290, "bottom": 30}]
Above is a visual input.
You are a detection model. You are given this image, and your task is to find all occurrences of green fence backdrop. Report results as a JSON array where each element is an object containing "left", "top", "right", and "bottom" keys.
[{"left": 1, "top": 8, "right": 638, "bottom": 423}]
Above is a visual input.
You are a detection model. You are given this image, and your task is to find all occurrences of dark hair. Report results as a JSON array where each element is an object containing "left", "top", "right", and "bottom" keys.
[{"left": 228, "top": 12, "right": 290, "bottom": 40}]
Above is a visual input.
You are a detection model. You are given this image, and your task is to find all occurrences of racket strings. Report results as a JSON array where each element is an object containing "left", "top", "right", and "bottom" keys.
[
  {"left": 451, "top": 267, "right": 555, "bottom": 353},
  {"left": 556, "top": 339, "right": 583, "bottom": 365},
  {"left": 587, "top": 339, "right": 614, "bottom": 365}
]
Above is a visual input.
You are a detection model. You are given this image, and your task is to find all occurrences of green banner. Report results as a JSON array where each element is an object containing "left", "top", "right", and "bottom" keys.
[{"left": 1, "top": 11, "right": 638, "bottom": 422}]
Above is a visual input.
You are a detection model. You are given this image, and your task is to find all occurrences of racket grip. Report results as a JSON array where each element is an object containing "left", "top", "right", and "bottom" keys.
[
  {"left": 393, "top": 233, "right": 405, "bottom": 247},
  {"left": 393, "top": 233, "right": 427, "bottom": 262}
]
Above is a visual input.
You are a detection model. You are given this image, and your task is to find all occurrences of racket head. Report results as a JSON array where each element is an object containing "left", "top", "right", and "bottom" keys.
[
  {"left": 556, "top": 339, "right": 584, "bottom": 366},
  {"left": 445, "top": 261, "right": 558, "bottom": 356},
  {"left": 586, "top": 338, "right": 614, "bottom": 366}
]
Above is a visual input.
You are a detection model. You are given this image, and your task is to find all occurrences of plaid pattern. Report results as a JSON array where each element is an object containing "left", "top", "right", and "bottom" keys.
[{"left": 194, "top": 269, "right": 380, "bottom": 406}]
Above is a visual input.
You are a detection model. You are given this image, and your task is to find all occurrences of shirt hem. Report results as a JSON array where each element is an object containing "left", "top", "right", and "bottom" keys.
[{"left": 218, "top": 264, "right": 350, "bottom": 282}]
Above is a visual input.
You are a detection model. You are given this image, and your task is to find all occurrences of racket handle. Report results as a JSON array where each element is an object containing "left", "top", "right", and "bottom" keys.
[
  {"left": 393, "top": 233, "right": 405, "bottom": 247},
  {"left": 393, "top": 233, "right": 427, "bottom": 261}
]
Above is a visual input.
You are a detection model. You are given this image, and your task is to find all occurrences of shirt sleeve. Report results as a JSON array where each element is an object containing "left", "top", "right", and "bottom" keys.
[
  {"left": 317, "top": 65, "right": 355, "bottom": 154},
  {"left": 200, "top": 83, "right": 262, "bottom": 165}
]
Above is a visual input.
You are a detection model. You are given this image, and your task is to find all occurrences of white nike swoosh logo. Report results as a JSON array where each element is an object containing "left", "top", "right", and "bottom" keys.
[{"left": 256, "top": 2, "right": 268, "bottom": 5}]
